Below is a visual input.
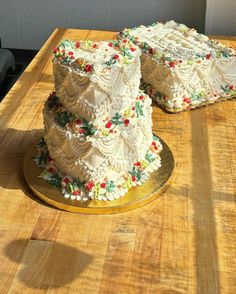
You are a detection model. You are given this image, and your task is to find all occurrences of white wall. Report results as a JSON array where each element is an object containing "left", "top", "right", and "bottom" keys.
[
  {"left": 205, "top": 0, "right": 236, "bottom": 35},
  {"left": 0, "top": 0, "right": 206, "bottom": 50}
]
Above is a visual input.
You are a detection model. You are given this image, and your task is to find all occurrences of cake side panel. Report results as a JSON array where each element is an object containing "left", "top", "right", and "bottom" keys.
[
  {"left": 43, "top": 93, "right": 153, "bottom": 183},
  {"left": 53, "top": 39, "right": 142, "bottom": 121},
  {"left": 53, "top": 58, "right": 141, "bottom": 121},
  {"left": 141, "top": 54, "right": 236, "bottom": 112}
]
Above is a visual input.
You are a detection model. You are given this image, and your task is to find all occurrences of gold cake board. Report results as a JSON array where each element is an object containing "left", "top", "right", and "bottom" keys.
[{"left": 23, "top": 137, "right": 174, "bottom": 214}]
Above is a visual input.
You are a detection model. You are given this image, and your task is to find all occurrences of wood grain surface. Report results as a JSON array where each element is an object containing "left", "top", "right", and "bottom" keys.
[{"left": 0, "top": 29, "right": 235, "bottom": 294}]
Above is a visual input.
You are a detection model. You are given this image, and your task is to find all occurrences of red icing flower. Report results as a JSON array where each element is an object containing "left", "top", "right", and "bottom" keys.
[
  {"left": 85, "top": 181, "right": 94, "bottom": 190},
  {"left": 132, "top": 176, "right": 137, "bottom": 182},
  {"left": 113, "top": 54, "right": 119, "bottom": 60},
  {"left": 75, "top": 118, "right": 82, "bottom": 124},
  {"left": 100, "top": 182, "right": 106, "bottom": 189},
  {"left": 183, "top": 97, "right": 191, "bottom": 104},
  {"left": 130, "top": 47, "right": 136, "bottom": 52},
  {"left": 124, "top": 119, "right": 130, "bottom": 126},
  {"left": 84, "top": 64, "right": 92, "bottom": 72},
  {"left": 48, "top": 167, "right": 55, "bottom": 173},
  {"left": 139, "top": 95, "right": 144, "bottom": 100},
  {"left": 79, "top": 129, "right": 85, "bottom": 134},
  {"left": 229, "top": 85, "right": 234, "bottom": 90},
  {"left": 105, "top": 121, "right": 113, "bottom": 129},
  {"left": 122, "top": 39, "right": 128, "bottom": 43},
  {"left": 70, "top": 55, "right": 75, "bottom": 59},
  {"left": 108, "top": 42, "right": 113, "bottom": 47},
  {"left": 64, "top": 177, "right": 70, "bottom": 184},
  {"left": 206, "top": 54, "right": 211, "bottom": 59},
  {"left": 72, "top": 190, "right": 80, "bottom": 196},
  {"left": 169, "top": 61, "right": 176, "bottom": 68},
  {"left": 135, "top": 161, "right": 141, "bottom": 167},
  {"left": 75, "top": 42, "right": 80, "bottom": 48},
  {"left": 48, "top": 156, "right": 53, "bottom": 162},
  {"left": 152, "top": 142, "right": 156, "bottom": 146},
  {"left": 68, "top": 51, "right": 74, "bottom": 56},
  {"left": 93, "top": 44, "right": 98, "bottom": 48},
  {"left": 53, "top": 47, "right": 58, "bottom": 54},
  {"left": 132, "top": 106, "right": 135, "bottom": 111}
]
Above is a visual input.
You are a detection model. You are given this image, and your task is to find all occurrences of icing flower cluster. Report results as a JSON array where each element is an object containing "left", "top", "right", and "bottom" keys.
[
  {"left": 45, "top": 92, "right": 146, "bottom": 138},
  {"left": 34, "top": 136, "right": 162, "bottom": 201},
  {"left": 53, "top": 39, "right": 139, "bottom": 72},
  {"left": 141, "top": 79, "right": 236, "bottom": 112}
]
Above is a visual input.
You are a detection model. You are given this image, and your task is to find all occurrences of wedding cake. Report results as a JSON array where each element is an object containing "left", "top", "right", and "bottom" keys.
[
  {"left": 119, "top": 20, "right": 236, "bottom": 112},
  {"left": 35, "top": 39, "right": 162, "bottom": 201}
]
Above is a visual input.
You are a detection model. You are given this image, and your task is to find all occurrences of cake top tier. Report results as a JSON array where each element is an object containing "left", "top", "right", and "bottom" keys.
[
  {"left": 119, "top": 20, "right": 235, "bottom": 67},
  {"left": 53, "top": 39, "right": 140, "bottom": 73}
]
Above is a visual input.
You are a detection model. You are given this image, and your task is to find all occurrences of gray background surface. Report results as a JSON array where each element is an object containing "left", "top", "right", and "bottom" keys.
[{"left": 0, "top": 0, "right": 235, "bottom": 50}]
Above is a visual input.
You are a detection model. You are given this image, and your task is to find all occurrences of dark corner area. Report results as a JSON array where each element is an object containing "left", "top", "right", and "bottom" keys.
[{"left": 0, "top": 39, "right": 38, "bottom": 102}]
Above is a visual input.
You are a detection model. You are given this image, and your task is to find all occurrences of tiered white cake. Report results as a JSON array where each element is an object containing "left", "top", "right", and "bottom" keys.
[
  {"left": 35, "top": 39, "right": 162, "bottom": 201},
  {"left": 119, "top": 20, "right": 236, "bottom": 112}
]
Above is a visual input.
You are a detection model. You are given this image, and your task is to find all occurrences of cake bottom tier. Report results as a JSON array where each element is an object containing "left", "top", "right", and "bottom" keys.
[
  {"left": 141, "top": 79, "right": 236, "bottom": 113},
  {"left": 34, "top": 136, "right": 162, "bottom": 201}
]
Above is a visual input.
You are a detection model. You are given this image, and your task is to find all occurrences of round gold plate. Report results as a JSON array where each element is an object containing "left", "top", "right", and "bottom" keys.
[{"left": 23, "top": 137, "right": 174, "bottom": 214}]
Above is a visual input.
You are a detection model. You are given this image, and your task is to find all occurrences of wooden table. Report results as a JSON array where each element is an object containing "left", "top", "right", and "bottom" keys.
[{"left": 0, "top": 29, "right": 235, "bottom": 294}]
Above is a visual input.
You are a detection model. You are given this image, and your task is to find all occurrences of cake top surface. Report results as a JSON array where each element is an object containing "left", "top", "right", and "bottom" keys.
[
  {"left": 53, "top": 39, "right": 140, "bottom": 73},
  {"left": 119, "top": 20, "right": 235, "bottom": 67}
]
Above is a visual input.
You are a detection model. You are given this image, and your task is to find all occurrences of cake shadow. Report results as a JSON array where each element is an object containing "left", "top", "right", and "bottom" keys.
[
  {"left": 4, "top": 239, "right": 93, "bottom": 289},
  {"left": 0, "top": 127, "right": 53, "bottom": 207}
]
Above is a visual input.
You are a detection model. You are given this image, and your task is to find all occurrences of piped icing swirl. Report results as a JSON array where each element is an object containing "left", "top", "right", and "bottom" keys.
[{"left": 119, "top": 20, "right": 236, "bottom": 68}]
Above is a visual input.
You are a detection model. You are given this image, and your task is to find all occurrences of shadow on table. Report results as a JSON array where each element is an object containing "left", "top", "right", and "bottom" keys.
[
  {"left": 0, "top": 127, "right": 51, "bottom": 207},
  {"left": 4, "top": 239, "right": 93, "bottom": 289}
]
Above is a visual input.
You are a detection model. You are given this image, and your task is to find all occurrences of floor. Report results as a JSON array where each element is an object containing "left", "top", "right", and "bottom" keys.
[{"left": 0, "top": 49, "right": 38, "bottom": 102}]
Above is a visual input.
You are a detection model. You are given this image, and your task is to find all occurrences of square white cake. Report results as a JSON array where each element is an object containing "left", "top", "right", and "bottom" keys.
[{"left": 119, "top": 20, "right": 236, "bottom": 112}]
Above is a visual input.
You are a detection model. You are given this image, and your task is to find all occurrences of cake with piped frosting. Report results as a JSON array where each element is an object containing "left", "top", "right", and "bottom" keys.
[
  {"left": 35, "top": 39, "right": 162, "bottom": 201},
  {"left": 118, "top": 20, "right": 236, "bottom": 112}
]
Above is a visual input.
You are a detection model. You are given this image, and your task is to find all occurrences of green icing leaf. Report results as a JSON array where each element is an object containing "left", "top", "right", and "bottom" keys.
[
  {"left": 145, "top": 151, "right": 155, "bottom": 163},
  {"left": 129, "top": 167, "right": 144, "bottom": 181},
  {"left": 106, "top": 180, "right": 115, "bottom": 192},
  {"left": 40, "top": 171, "right": 61, "bottom": 188},
  {"left": 48, "top": 94, "right": 59, "bottom": 110},
  {"left": 80, "top": 119, "right": 97, "bottom": 136},
  {"left": 111, "top": 112, "right": 123, "bottom": 125},
  {"left": 47, "top": 173, "right": 61, "bottom": 187},
  {"left": 55, "top": 111, "right": 72, "bottom": 127},
  {"left": 135, "top": 101, "right": 144, "bottom": 117}
]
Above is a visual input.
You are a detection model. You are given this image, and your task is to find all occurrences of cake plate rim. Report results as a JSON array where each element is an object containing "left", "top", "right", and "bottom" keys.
[{"left": 23, "top": 135, "right": 175, "bottom": 214}]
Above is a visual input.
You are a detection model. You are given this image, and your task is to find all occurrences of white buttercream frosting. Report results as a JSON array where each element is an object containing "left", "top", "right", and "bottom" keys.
[
  {"left": 119, "top": 20, "right": 236, "bottom": 112},
  {"left": 39, "top": 39, "right": 162, "bottom": 200},
  {"left": 53, "top": 40, "right": 141, "bottom": 120},
  {"left": 43, "top": 92, "right": 153, "bottom": 183}
]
